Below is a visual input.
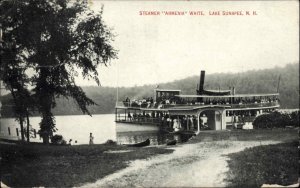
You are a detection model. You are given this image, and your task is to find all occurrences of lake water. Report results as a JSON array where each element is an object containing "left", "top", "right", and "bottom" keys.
[{"left": 0, "top": 114, "right": 188, "bottom": 145}]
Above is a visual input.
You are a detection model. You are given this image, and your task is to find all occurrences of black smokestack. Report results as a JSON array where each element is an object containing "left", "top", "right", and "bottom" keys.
[{"left": 199, "top": 70, "right": 205, "bottom": 94}]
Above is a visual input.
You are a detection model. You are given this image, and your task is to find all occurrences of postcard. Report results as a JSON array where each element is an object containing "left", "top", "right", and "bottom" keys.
[{"left": 0, "top": 0, "right": 299, "bottom": 187}]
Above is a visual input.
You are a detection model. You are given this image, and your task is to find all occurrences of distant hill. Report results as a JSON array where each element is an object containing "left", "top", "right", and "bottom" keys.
[{"left": 1, "top": 63, "right": 299, "bottom": 117}]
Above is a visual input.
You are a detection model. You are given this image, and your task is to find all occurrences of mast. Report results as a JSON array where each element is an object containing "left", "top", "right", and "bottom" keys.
[
  {"left": 277, "top": 75, "right": 281, "bottom": 93},
  {"left": 0, "top": 26, "right": 3, "bottom": 118},
  {"left": 0, "top": 80, "right": 2, "bottom": 118},
  {"left": 116, "top": 61, "right": 119, "bottom": 105}
]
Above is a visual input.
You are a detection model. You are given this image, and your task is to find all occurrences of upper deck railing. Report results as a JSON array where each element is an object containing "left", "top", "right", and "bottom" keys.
[
  {"left": 116, "top": 101, "right": 154, "bottom": 108},
  {"left": 159, "top": 101, "right": 279, "bottom": 109},
  {"left": 116, "top": 100, "right": 279, "bottom": 109}
]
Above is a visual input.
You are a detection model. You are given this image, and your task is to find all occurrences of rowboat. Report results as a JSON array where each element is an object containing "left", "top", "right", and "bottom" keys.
[
  {"left": 164, "top": 129, "right": 196, "bottom": 136},
  {"left": 166, "top": 139, "right": 177, "bottom": 145},
  {"left": 126, "top": 139, "right": 150, "bottom": 147}
]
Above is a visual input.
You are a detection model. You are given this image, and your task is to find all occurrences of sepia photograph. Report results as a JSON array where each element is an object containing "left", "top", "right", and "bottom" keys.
[{"left": 0, "top": 0, "right": 299, "bottom": 187}]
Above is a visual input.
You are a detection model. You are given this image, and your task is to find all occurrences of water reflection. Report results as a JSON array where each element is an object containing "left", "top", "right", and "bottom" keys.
[{"left": 0, "top": 114, "right": 193, "bottom": 145}]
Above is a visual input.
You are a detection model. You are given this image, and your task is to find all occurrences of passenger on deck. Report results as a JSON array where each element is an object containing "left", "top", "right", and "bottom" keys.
[
  {"left": 189, "top": 117, "right": 194, "bottom": 130},
  {"left": 147, "top": 101, "right": 151, "bottom": 108},
  {"left": 150, "top": 97, "right": 154, "bottom": 103},
  {"left": 165, "top": 99, "right": 170, "bottom": 104},
  {"left": 125, "top": 97, "right": 130, "bottom": 106},
  {"left": 182, "top": 117, "right": 187, "bottom": 129},
  {"left": 151, "top": 111, "right": 155, "bottom": 118},
  {"left": 133, "top": 113, "right": 137, "bottom": 121},
  {"left": 178, "top": 119, "right": 182, "bottom": 129},
  {"left": 128, "top": 112, "right": 132, "bottom": 121},
  {"left": 167, "top": 117, "right": 172, "bottom": 127},
  {"left": 173, "top": 119, "right": 179, "bottom": 131}
]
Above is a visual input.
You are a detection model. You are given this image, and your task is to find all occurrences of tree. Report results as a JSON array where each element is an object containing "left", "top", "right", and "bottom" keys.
[
  {"left": 0, "top": 0, "right": 117, "bottom": 144},
  {"left": 0, "top": 32, "right": 34, "bottom": 142},
  {"left": 2, "top": 68, "right": 28, "bottom": 142}
]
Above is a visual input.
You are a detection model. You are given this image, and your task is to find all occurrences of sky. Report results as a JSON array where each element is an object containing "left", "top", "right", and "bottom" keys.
[{"left": 79, "top": 0, "right": 299, "bottom": 87}]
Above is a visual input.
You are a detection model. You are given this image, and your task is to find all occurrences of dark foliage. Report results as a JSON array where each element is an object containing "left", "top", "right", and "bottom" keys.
[
  {"left": 1, "top": 63, "right": 299, "bottom": 116},
  {"left": 54, "top": 63, "right": 300, "bottom": 115},
  {"left": 253, "top": 110, "right": 299, "bottom": 129},
  {"left": 50, "top": 134, "right": 67, "bottom": 145},
  {"left": 0, "top": 0, "right": 117, "bottom": 143}
]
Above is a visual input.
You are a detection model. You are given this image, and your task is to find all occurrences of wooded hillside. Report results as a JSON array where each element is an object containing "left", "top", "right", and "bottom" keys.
[{"left": 1, "top": 63, "right": 299, "bottom": 117}]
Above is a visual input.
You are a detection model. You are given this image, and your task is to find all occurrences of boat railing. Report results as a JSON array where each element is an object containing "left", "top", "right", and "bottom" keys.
[
  {"left": 116, "top": 116, "right": 162, "bottom": 124},
  {"left": 116, "top": 101, "right": 153, "bottom": 108},
  {"left": 229, "top": 101, "right": 279, "bottom": 109},
  {"left": 116, "top": 101, "right": 133, "bottom": 107},
  {"left": 160, "top": 104, "right": 191, "bottom": 108},
  {"left": 117, "top": 101, "right": 279, "bottom": 109}
]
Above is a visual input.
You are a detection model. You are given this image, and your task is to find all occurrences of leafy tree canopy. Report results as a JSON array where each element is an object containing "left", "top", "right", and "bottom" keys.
[{"left": 0, "top": 0, "right": 117, "bottom": 143}]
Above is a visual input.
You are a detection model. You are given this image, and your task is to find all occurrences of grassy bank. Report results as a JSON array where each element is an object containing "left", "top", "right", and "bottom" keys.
[
  {"left": 1, "top": 143, "right": 173, "bottom": 187},
  {"left": 1, "top": 129, "right": 298, "bottom": 187},
  {"left": 225, "top": 140, "right": 299, "bottom": 188}
]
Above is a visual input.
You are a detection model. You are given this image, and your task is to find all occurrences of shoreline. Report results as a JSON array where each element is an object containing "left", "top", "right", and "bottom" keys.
[{"left": 1, "top": 108, "right": 299, "bottom": 118}]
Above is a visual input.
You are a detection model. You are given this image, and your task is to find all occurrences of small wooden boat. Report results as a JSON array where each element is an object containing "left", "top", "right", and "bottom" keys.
[
  {"left": 164, "top": 130, "right": 179, "bottom": 134},
  {"left": 179, "top": 130, "right": 197, "bottom": 136},
  {"left": 164, "top": 130, "right": 196, "bottom": 136},
  {"left": 126, "top": 139, "right": 150, "bottom": 147},
  {"left": 166, "top": 139, "right": 177, "bottom": 146}
]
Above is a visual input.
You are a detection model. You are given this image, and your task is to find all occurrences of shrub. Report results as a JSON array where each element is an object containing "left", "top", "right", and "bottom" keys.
[
  {"left": 253, "top": 111, "right": 299, "bottom": 129},
  {"left": 105, "top": 139, "right": 117, "bottom": 145},
  {"left": 51, "top": 134, "right": 67, "bottom": 145},
  {"left": 290, "top": 111, "right": 299, "bottom": 127}
]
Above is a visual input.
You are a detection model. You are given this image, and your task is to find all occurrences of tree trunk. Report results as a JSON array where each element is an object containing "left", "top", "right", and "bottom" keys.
[
  {"left": 10, "top": 89, "right": 25, "bottom": 141},
  {"left": 26, "top": 112, "right": 30, "bottom": 142},
  {"left": 40, "top": 108, "right": 54, "bottom": 144},
  {"left": 19, "top": 117, "right": 25, "bottom": 142},
  {"left": 38, "top": 70, "right": 54, "bottom": 145},
  {"left": 42, "top": 134, "right": 49, "bottom": 144}
]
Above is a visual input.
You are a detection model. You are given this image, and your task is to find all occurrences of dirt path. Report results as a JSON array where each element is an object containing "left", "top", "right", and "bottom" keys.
[{"left": 82, "top": 140, "right": 279, "bottom": 187}]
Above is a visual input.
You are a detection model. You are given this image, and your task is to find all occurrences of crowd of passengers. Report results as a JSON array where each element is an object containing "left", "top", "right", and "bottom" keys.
[
  {"left": 124, "top": 96, "right": 279, "bottom": 108},
  {"left": 174, "top": 97, "right": 280, "bottom": 105},
  {"left": 126, "top": 112, "right": 201, "bottom": 131},
  {"left": 125, "top": 109, "right": 261, "bottom": 131},
  {"left": 124, "top": 97, "right": 154, "bottom": 108}
]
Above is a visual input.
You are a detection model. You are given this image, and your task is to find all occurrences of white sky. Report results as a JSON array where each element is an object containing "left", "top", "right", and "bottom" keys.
[{"left": 76, "top": 0, "right": 299, "bottom": 87}]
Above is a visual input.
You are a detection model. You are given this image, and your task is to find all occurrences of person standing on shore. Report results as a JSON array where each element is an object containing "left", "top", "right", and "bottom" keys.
[{"left": 89, "top": 133, "right": 94, "bottom": 145}]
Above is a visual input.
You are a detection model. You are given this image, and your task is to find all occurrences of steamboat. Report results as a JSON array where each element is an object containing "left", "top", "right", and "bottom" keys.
[{"left": 115, "top": 71, "right": 280, "bottom": 134}]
